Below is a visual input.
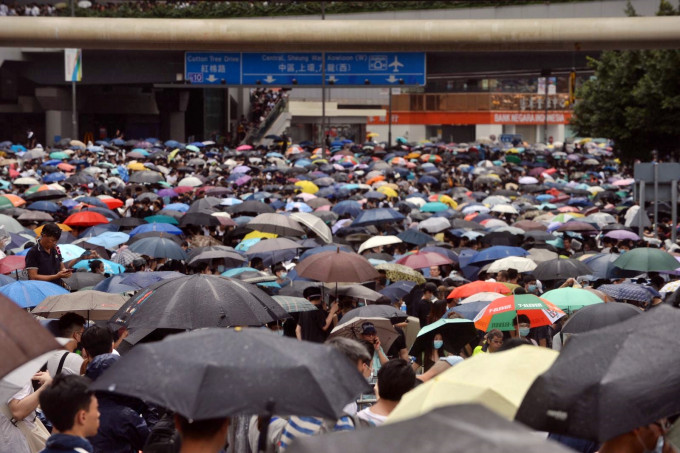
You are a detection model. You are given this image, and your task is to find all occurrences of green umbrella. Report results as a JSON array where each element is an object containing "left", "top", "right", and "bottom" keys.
[
  {"left": 613, "top": 247, "right": 680, "bottom": 272},
  {"left": 144, "top": 215, "right": 179, "bottom": 225},
  {"left": 506, "top": 155, "right": 522, "bottom": 164},
  {"left": 0, "top": 197, "right": 14, "bottom": 210},
  {"left": 49, "top": 151, "right": 69, "bottom": 160},
  {"left": 420, "top": 201, "right": 449, "bottom": 213},
  {"left": 540, "top": 287, "right": 603, "bottom": 313},
  {"left": 272, "top": 295, "right": 317, "bottom": 313}
]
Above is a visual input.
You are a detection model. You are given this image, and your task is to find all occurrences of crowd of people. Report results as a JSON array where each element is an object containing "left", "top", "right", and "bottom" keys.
[{"left": 0, "top": 131, "right": 679, "bottom": 453}]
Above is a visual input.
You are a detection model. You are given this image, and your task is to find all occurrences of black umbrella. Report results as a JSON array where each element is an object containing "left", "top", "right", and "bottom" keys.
[
  {"left": 111, "top": 217, "right": 146, "bottom": 228},
  {"left": 226, "top": 200, "right": 275, "bottom": 216},
  {"left": 517, "top": 306, "right": 680, "bottom": 442},
  {"left": 90, "top": 328, "right": 369, "bottom": 420},
  {"left": 178, "top": 212, "right": 221, "bottom": 227},
  {"left": 128, "top": 236, "right": 188, "bottom": 260},
  {"left": 127, "top": 231, "right": 183, "bottom": 245},
  {"left": 288, "top": 404, "right": 572, "bottom": 453},
  {"left": 340, "top": 305, "right": 407, "bottom": 324},
  {"left": 532, "top": 258, "right": 593, "bottom": 281},
  {"left": 23, "top": 190, "right": 65, "bottom": 201},
  {"left": 111, "top": 274, "right": 289, "bottom": 334},
  {"left": 187, "top": 246, "right": 246, "bottom": 267},
  {"left": 62, "top": 272, "right": 106, "bottom": 291},
  {"left": 561, "top": 301, "right": 642, "bottom": 334}
]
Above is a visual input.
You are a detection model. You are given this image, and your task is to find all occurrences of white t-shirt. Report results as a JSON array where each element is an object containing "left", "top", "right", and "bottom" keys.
[
  {"left": 0, "top": 383, "right": 33, "bottom": 453},
  {"left": 46, "top": 350, "right": 83, "bottom": 377},
  {"left": 356, "top": 407, "right": 387, "bottom": 426}
]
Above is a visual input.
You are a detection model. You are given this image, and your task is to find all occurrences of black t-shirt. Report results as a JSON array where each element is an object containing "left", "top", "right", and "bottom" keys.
[
  {"left": 297, "top": 307, "right": 329, "bottom": 343},
  {"left": 408, "top": 298, "right": 431, "bottom": 328},
  {"left": 387, "top": 326, "right": 407, "bottom": 359},
  {"left": 25, "top": 243, "right": 64, "bottom": 286}
]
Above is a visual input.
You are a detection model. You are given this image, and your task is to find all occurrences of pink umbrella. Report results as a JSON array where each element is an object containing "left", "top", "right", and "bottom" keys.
[
  {"left": 529, "top": 167, "right": 548, "bottom": 177},
  {"left": 395, "top": 251, "right": 453, "bottom": 270},
  {"left": 235, "top": 175, "right": 251, "bottom": 186},
  {"left": 236, "top": 145, "right": 252, "bottom": 151},
  {"left": 604, "top": 230, "right": 640, "bottom": 241},
  {"left": 174, "top": 186, "right": 195, "bottom": 194},
  {"left": 315, "top": 205, "right": 331, "bottom": 212},
  {"left": 613, "top": 178, "right": 635, "bottom": 186}
]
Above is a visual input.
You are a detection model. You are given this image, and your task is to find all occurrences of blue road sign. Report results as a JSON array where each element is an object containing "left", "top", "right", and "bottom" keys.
[
  {"left": 185, "top": 52, "right": 241, "bottom": 85},
  {"left": 185, "top": 52, "right": 426, "bottom": 86}
]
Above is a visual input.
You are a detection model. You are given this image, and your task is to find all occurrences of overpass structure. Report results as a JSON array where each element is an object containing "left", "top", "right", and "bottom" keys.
[{"left": 0, "top": 3, "right": 678, "bottom": 146}]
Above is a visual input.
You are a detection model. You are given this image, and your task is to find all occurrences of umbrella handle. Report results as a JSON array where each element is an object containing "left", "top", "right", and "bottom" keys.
[{"left": 257, "top": 400, "right": 275, "bottom": 453}]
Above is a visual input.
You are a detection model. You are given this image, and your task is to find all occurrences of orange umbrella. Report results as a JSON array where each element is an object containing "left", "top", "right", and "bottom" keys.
[
  {"left": 0, "top": 194, "right": 25, "bottom": 207},
  {"left": 448, "top": 281, "right": 512, "bottom": 299},
  {"left": 100, "top": 198, "right": 124, "bottom": 210},
  {"left": 473, "top": 294, "right": 565, "bottom": 332},
  {"left": 63, "top": 211, "right": 109, "bottom": 227},
  {"left": 34, "top": 223, "right": 72, "bottom": 236},
  {"left": 366, "top": 175, "right": 385, "bottom": 185},
  {"left": 57, "top": 163, "right": 75, "bottom": 172}
]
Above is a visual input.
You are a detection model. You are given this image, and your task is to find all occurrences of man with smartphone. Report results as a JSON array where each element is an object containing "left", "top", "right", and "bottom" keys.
[{"left": 26, "top": 223, "right": 98, "bottom": 290}]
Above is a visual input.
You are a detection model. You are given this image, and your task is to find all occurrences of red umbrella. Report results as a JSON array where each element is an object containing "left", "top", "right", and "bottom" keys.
[
  {"left": 529, "top": 167, "right": 547, "bottom": 177},
  {"left": 395, "top": 251, "right": 452, "bottom": 270},
  {"left": 296, "top": 249, "right": 379, "bottom": 283},
  {"left": 174, "top": 186, "right": 195, "bottom": 194},
  {"left": 101, "top": 198, "right": 124, "bottom": 210},
  {"left": 448, "top": 281, "right": 512, "bottom": 299},
  {"left": 63, "top": 211, "right": 109, "bottom": 227},
  {"left": 0, "top": 255, "right": 25, "bottom": 274}
]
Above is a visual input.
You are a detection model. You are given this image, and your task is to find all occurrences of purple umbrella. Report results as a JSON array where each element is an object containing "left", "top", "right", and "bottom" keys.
[
  {"left": 234, "top": 165, "right": 251, "bottom": 174},
  {"left": 236, "top": 175, "right": 252, "bottom": 186},
  {"left": 567, "top": 154, "right": 581, "bottom": 161},
  {"left": 529, "top": 167, "right": 548, "bottom": 176},
  {"left": 158, "top": 189, "right": 178, "bottom": 198},
  {"left": 604, "top": 230, "right": 640, "bottom": 241}
]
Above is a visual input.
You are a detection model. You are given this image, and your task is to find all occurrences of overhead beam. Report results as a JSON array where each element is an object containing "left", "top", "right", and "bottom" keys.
[{"left": 1, "top": 17, "right": 679, "bottom": 51}]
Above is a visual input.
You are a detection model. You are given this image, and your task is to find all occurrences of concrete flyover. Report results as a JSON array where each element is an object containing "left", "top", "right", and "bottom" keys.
[{"left": 0, "top": 16, "right": 679, "bottom": 51}]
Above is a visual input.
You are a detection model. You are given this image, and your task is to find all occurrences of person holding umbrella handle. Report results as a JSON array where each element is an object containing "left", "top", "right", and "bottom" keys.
[{"left": 26, "top": 223, "right": 99, "bottom": 290}]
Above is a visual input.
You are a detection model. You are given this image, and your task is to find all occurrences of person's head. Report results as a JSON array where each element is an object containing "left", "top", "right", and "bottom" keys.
[
  {"left": 302, "top": 286, "right": 322, "bottom": 305},
  {"left": 429, "top": 266, "right": 441, "bottom": 278},
  {"left": 325, "top": 337, "right": 372, "bottom": 379},
  {"left": 39, "top": 374, "right": 99, "bottom": 437},
  {"left": 250, "top": 257, "right": 264, "bottom": 271},
  {"left": 57, "top": 312, "right": 86, "bottom": 342},
  {"left": 359, "top": 321, "right": 378, "bottom": 345},
  {"left": 376, "top": 359, "right": 416, "bottom": 402},
  {"left": 272, "top": 264, "right": 287, "bottom": 280},
  {"left": 496, "top": 270, "right": 508, "bottom": 282},
  {"left": 39, "top": 223, "right": 62, "bottom": 248},
  {"left": 506, "top": 268, "right": 519, "bottom": 283},
  {"left": 88, "top": 259, "right": 104, "bottom": 274},
  {"left": 174, "top": 414, "right": 230, "bottom": 450},
  {"left": 484, "top": 329, "right": 504, "bottom": 352},
  {"left": 423, "top": 282, "right": 438, "bottom": 300},
  {"left": 433, "top": 333, "right": 444, "bottom": 350},
  {"left": 513, "top": 314, "right": 531, "bottom": 338},
  {"left": 81, "top": 325, "right": 113, "bottom": 358}
]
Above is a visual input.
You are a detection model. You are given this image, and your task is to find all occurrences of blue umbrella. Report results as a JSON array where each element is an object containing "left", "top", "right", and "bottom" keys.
[
  {"left": 468, "top": 246, "right": 529, "bottom": 265},
  {"left": 129, "top": 222, "right": 183, "bottom": 237},
  {"left": 397, "top": 229, "right": 434, "bottom": 246},
  {"left": 221, "top": 267, "right": 259, "bottom": 277},
  {"left": 598, "top": 283, "right": 659, "bottom": 303},
  {"left": 448, "top": 300, "right": 491, "bottom": 321},
  {"left": 285, "top": 202, "right": 312, "bottom": 213},
  {"left": 0, "top": 280, "right": 69, "bottom": 308},
  {"left": 163, "top": 203, "right": 190, "bottom": 212},
  {"left": 79, "top": 224, "right": 119, "bottom": 239},
  {"left": 43, "top": 172, "right": 66, "bottom": 183},
  {"left": 364, "top": 191, "right": 386, "bottom": 200},
  {"left": 0, "top": 274, "right": 17, "bottom": 287},
  {"left": 351, "top": 208, "right": 405, "bottom": 227},
  {"left": 75, "top": 196, "right": 109, "bottom": 209},
  {"left": 87, "top": 232, "right": 131, "bottom": 249},
  {"left": 332, "top": 200, "right": 362, "bottom": 218},
  {"left": 299, "top": 244, "right": 353, "bottom": 261},
  {"left": 379, "top": 281, "right": 417, "bottom": 302},
  {"left": 27, "top": 201, "right": 59, "bottom": 213},
  {"left": 582, "top": 253, "right": 638, "bottom": 280},
  {"left": 128, "top": 237, "right": 187, "bottom": 260},
  {"left": 57, "top": 244, "right": 87, "bottom": 261},
  {"left": 419, "top": 175, "right": 439, "bottom": 185},
  {"left": 73, "top": 259, "right": 125, "bottom": 275},
  {"left": 92, "top": 275, "right": 137, "bottom": 293}
]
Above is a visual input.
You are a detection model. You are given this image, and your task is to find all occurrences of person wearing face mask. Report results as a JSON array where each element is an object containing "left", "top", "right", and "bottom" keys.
[
  {"left": 272, "top": 264, "right": 291, "bottom": 289},
  {"left": 510, "top": 314, "right": 538, "bottom": 346},
  {"left": 597, "top": 419, "right": 672, "bottom": 453}
]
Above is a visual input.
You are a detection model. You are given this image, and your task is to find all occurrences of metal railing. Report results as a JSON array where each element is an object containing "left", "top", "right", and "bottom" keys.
[{"left": 242, "top": 97, "right": 288, "bottom": 145}]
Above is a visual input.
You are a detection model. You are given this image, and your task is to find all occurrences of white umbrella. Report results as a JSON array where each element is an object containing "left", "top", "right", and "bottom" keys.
[
  {"left": 491, "top": 204, "right": 519, "bottom": 215},
  {"left": 527, "top": 248, "right": 559, "bottom": 263},
  {"left": 481, "top": 196, "right": 510, "bottom": 207},
  {"left": 177, "top": 176, "right": 203, "bottom": 187},
  {"left": 487, "top": 257, "right": 538, "bottom": 274},
  {"left": 290, "top": 212, "right": 333, "bottom": 244},
  {"left": 519, "top": 176, "right": 539, "bottom": 185},
  {"left": 418, "top": 217, "right": 451, "bottom": 234},
  {"left": 482, "top": 219, "right": 508, "bottom": 229},
  {"left": 459, "top": 292, "right": 505, "bottom": 304},
  {"left": 14, "top": 177, "right": 40, "bottom": 185},
  {"left": 0, "top": 349, "right": 58, "bottom": 403},
  {"left": 358, "top": 235, "right": 402, "bottom": 254},
  {"left": 462, "top": 205, "right": 490, "bottom": 215}
]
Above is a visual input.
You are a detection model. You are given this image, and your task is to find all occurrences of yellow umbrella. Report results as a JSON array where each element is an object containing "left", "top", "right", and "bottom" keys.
[
  {"left": 386, "top": 346, "right": 558, "bottom": 423},
  {"left": 127, "top": 162, "right": 146, "bottom": 171},
  {"left": 294, "top": 181, "right": 319, "bottom": 194},
  {"left": 366, "top": 132, "right": 379, "bottom": 138},
  {"left": 377, "top": 186, "right": 398, "bottom": 198},
  {"left": 243, "top": 231, "right": 278, "bottom": 240},
  {"left": 405, "top": 152, "right": 421, "bottom": 160},
  {"left": 35, "top": 223, "right": 72, "bottom": 236},
  {"left": 167, "top": 148, "right": 180, "bottom": 162},
  {"left": 437, "top": 195, "right": 457, "bottom": 209}
]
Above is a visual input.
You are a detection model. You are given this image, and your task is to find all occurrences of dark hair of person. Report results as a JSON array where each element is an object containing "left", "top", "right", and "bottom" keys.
[
  {"left": 175, "top": 414, "right": 229, "bottom": 440},
  {"left": 482, "top": 329, "right": 503, "bottom": 352},
  {"left": 513, "top": 314, "right": 531, "bottom": 326},
  {"left": 271, "top": 264, "right": 285, "bottom": 274},
  {"left": 376, "top": 359, "right": 416, "bottom": 401},
  {"left": 81, "top": 325, "right": 113, "bottom": 358},
  {"left": 88, "top": 259, "right": 103, "bottom": 273},
  {"left": 41, "top": 223, "right": 62, "bottom": 240},
  {"left": 57, "top": 312, "right": 86, "bottom": 337},
  {"left": 39, "top": 374, "right": 93, "bottom": 432}
]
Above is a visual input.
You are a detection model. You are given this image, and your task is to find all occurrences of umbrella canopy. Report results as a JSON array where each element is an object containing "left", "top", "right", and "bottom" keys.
[
  {"left": 296, "top": 249, "right": 379, "bottom": 283},
  {"left": 61, "top": 272, "right": 106, "bottom": 291},
  {"left": 581, "top": 253, "right": 638, "bottom": 280},
  {"left": 340, "top": 305, "right": 408, "bottom": 324},
  {"left": 389, "top": 346, "right": 558, "bottom": 422},
  {"left": 395, "top": 251, "right": 453, "bottom": 270},
  {"left": 357, "top": 235, "right": 402, "bottom": 255},
  {"left": 561, "top": 301, "right": 642, "bottom": 334},
  {"left": 540, "top": 287, "right": 604, "bottom": 312},
  {"left": 187, "top": 246, "right": 245, "bottom": 267},
  {"left": 289, "top": 212, "right": 332, "bottom": 244},
  {"left": 486, "top": 256, "right": 537, "bottom": 274},
  {"left": 111, "top": 274, "right": 289, "bottom": 335},
  {"left": 0, "top": 294, "right": 61, "bottom": 380},
  {"left": 597, "top": 283, "right": 658, "bottom": 303},
  {"left": 516, "top": 306, "right": 680, "bottom": 442},
  {"left": 448, "top": 281, "right": 512, "bottom": 299},
  {"left": 247, "top": 213, "right": 305, "bottom": 237},
  {"left": 63, "top": 211, "right": 109, "bottom": 227},
  {"left": 351, "top": 208, "right": 405, "bottom": 227},
  {"left": 0, "top": 280, "right": 69, "bottom": 308},
  {"left": 288, "top": 404, "right": 572, "bottom": 453},
  {"left": 271, "top": 295, "right": 317, "bottom": 313},
  {"left": 128, "top": 236, "right": 188, "bottom": 260},
  {"left": 32, "top": 291, "right": 126, "bottom": 321},
  {"left": 329, "top": 316, "right": 399, "bottom": 351},
  {"left": 613, "top": 247, "right": 680, "bottom": 272},
  {"left": 474, "top": 294, "right": 565, "bottom": 332},
  {"left": 90, "top": 328, "right": 369, "bottom": 420},
  {"left": 409, "top": 318, "right": 477, "bottom": 359},
  {"left": 374, "top": 263, "right": 426, "bottom": 284},
  {"left": 532, "top": 258, "right": 593, "bottom": 281}
]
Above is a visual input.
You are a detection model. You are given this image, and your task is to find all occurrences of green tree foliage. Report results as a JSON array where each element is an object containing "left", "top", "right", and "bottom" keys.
[{"left": 571, "top": 1, "right": 680, "bottom": 161}]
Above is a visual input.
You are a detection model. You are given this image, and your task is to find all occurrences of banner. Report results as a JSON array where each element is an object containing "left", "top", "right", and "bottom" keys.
[{"left": 64, "top": 48, "right": 82, "bottom": 82}]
